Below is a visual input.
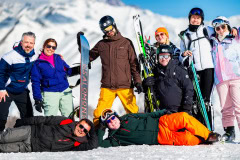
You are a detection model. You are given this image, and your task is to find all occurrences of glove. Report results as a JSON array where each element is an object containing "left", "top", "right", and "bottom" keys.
[
  {"left": 70, "top": 65, "right": 80, "bottom": 76},
  {"left": 77, "top": 31, "right": 84, "bottom": 52},
  {"left": 135, "top": 83, "right": 143, "bottom": 94},
  {"left": 143, "top": 77, "right": 155, "bottom": 87},
  {"left": 34, "top": 100, "right": 44, "bottom": 113}
]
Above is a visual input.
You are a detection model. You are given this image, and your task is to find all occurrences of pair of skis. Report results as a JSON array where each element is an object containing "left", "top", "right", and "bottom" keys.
[
  {"left": 133, "top": 15, "right": 159, "bottom": 112},
  {"left": 178, "top": 33, "right": 212, "bottom": 131}
]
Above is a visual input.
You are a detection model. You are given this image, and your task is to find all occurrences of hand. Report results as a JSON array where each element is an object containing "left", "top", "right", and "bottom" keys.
[
  {"left": 0, "top": 90, "right": 9, "bottom": 102},
  {"left": 135, "top": 83, "right": 143, "bottom": 94},
  {"left": 182, "top": 50, "right": 192, "bottom": 57},
  {"left": 231, "top": 27, "right": 238, "bottom": 37},
  {"left": 35, "top": 100, "right": 44, "bottom": 113},
  {"left": 70, "top": 65, "right": 80, "bottom": 76},
  {"left": 144, "top": 35, "right": 151, "bottom": 45},
  {"left": 77, "top": 32, "right": 84, "bottom": 52},
  {"left": 143, "top": 76, "right": 155, "bottom": 87}
]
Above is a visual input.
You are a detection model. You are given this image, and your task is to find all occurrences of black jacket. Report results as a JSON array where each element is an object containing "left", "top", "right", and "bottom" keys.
[
  {"left": 16, "top": 116, "right": 98, "bottom": 152},
  {"left": 153, "top": 59, "right": 194, "bottom": 113}
]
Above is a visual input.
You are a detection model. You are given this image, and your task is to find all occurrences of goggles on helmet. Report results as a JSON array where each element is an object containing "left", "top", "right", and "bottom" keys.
[
  {"left": 190, "top": 8, "right": 202, "bottom": 15},
  {"left": 212, "top": 19, "right": 229, "bottom": 28},
  {"left": 101, "top": 109, "right": 115, "bottom": 122},
  {"left": 103, "top": 25, "right": 114, "bottom": 34}
]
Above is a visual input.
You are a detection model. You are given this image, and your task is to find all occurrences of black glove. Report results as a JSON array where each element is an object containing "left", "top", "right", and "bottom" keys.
[
  {"left": 135, "top": 83, "right": 143, "bottom": 94},
  {"left": 143, "top": 76, "right": 155, "bottom": 87},
  {"left": 35, "top": 100, "right": 44, "bottom": 113},
  {"left": 70, "top": 65, "right": 80, "bottom": 77},
  {"left": 77, "top": 32, "right": 84, "bottom": 52},
  {"left": 14, "top": 119, "right": 24, "bottom": 128}
]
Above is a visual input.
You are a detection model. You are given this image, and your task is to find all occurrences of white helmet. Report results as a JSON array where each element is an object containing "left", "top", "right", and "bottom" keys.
[{"left": 212, "top": 16, "right": 230, "bottom": 27}]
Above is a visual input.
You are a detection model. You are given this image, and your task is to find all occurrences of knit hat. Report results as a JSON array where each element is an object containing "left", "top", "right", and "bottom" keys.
[{"left": 155, "top": 27, "right": 169, "bottom": 38}]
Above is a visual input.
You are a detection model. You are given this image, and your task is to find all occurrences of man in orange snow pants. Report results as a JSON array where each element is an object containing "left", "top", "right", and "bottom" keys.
[{"left": 97, "top": 109, "right": 221, "bottom": 147}]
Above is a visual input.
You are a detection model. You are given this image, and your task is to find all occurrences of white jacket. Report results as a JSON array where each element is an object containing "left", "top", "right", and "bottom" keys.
[{"left": 179, "top": 25, "right": 214, "bottom": 71}]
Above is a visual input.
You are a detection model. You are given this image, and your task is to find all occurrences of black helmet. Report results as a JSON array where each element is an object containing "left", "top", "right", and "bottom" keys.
[
  {"left": 157, "top": 44, "right": 173, "bottom": 56},
  {"left": 188, "top": 7, "right": 204, "bottom": 24},
  {"left": 99, "top": 15, "right": 117, "bottom": 33}
]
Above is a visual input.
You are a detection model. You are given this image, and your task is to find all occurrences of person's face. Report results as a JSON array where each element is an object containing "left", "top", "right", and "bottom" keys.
[
  {"left": 104, "top": 26, "right": 116, "bottom": 37},
  {"left": 155, "top": 32, "right": 168, "bottom": 44},
  {"left": 44, "top": 42, "right": 57, "bottom": 56},
  {"left": 74, "top": 121, "right": 91, "bottom": 137},
  {"left": 106, "top": 115, "right": 120, "bottom": 130},
  {"left": 190, "top": 15, "right": 202, "bottom": 25},
  {"left": 215, "top": 24, "right": 228, "bottom": 36},
  {"left": 21, "top": 36, "right": 35, "bottom": 53},
  {"left": 158, "top": 53, "right": 171, "bottom": 66}
]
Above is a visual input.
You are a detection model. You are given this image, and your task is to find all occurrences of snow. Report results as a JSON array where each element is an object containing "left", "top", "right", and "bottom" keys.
[{"left": 1, "top": 0, "right": 240, "bottom": 158}]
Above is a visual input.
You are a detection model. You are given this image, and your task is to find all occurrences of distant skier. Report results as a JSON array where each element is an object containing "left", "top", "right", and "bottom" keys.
[
  {"left": 97, "top": 108, "right": 221, "bottom": 147},
  {"left": 143, "top": 45, "right": 193, "bottom": 114},
  {"left": 211, "top": 16, "right": 240, "bottom": 142},
  {"left": 81, "top": 15, "right": 143, "bottom": 126}
]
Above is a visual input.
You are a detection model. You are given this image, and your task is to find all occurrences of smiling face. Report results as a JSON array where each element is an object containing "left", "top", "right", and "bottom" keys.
[
  {"left": 190, "top": 15, "right": 202, "bottom": 25},
  {"left": 155, "top": 32, "right": 168, "bottom": 44},
  {"left": 106, "top": 115, "right": 120, "bottom": 130},
  {"left": 74, "top": 120, "right": 91, "bottom": 137},
  {"left": 158, "top": 53, "right": 171, "bottom": 66},
  {"left": 43, "top": 42, "right": 57, "bottom": 56},
  {"left": 21, "top": 36, "right": 35, "bottom": 53}
]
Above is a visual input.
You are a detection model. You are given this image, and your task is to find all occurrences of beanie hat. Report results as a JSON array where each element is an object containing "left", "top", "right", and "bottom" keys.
[{"left": 155, "top": 27, "right": 169, "bottom": 39}]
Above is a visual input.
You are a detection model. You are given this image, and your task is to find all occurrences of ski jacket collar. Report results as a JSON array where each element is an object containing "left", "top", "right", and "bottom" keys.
[
  {"left": 13, "top": 43, "right": 35, "bottom": 58},
  {"left": 39, "top": 52, "right": 55, "bottom": 68},
  {"left": 103, "top": 32, "right": 123, "bottom": 41}
]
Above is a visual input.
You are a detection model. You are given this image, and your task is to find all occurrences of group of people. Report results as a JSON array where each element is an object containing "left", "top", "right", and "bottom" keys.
[{"left": 0, "top": 7, "right": 239, "bottom": 153}]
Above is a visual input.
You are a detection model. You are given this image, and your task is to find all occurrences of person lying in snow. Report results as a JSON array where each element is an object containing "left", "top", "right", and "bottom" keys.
[
  {"left": 0, "top": 116, "right": 98, "bottom": 153},
  {"left": 97, "top": 109, "right": 221, "bottom": 147}
]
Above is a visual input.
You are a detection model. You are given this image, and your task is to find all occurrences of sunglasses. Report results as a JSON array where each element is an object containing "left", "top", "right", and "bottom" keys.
[
  {"left": 190, "top": 8, "right": 202, "bottom": 15},
  {"left": 46, "top": 45, "right": 57, "bottom": 50},
  {"left": 106, "top": 115, "right": 116, "bottom": 124},
  {"left": 215, "top": 25, "right": 226, "bottom": 32},
  {"left": 156, "top": 33, "right": 165, "bottom": 37},
  {"left": 159, "top": 55, "right": 170, "bottom": 59},
  {"left": 104, "top": 25, "right": 114, "bottom": 34},
  {"left": 79, "top": 124, "right": 89, "bottom": 134}
]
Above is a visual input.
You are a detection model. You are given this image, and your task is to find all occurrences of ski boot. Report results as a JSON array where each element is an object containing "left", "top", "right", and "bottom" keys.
[
  {"left": 206, "top": 132, "right": 221, "bottom": 144},
  {"left": 222, "top": 126, "right": 235, "bottom": 142}
]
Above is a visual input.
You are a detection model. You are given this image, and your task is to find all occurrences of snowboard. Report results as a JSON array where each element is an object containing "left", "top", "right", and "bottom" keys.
[{"left": 78, "top": 33, "right": 90, "bottom": 119}]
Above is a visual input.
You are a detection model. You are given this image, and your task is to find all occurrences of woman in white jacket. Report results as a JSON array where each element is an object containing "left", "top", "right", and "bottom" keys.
[{"left": 211, "top": 16, "right": 240, "bottom": 142}]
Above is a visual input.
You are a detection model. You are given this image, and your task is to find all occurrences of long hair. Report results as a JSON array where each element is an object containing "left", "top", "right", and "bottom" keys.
[{"left": 40, "top": 38, "right": 57, "bottom": 52}]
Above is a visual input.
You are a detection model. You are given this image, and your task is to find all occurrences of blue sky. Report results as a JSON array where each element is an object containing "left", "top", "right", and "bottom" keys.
[{"left": 122, "top": 0, "right": 240, "bottom": 21}]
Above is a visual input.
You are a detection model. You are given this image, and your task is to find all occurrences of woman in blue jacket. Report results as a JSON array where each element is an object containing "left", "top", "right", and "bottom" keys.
[{"left": 31, "top": 38, "right": 78, "bottom": 117}]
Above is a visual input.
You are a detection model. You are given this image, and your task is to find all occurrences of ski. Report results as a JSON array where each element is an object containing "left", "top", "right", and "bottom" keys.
[
  {"left": 178, "top": 33, "right": 212, "bottom": 131},
  {"left": 133, "top": 14, "right": 159, "bottom": 112},
  {"left": 78, "top": 33, "right": 90, "bottom": 119}
]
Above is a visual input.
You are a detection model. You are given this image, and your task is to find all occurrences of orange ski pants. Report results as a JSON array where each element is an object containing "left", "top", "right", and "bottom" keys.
[
  {"left": 157, "top": 112, "right": 211, "bottom": 146},
  {"left": 93, "top": 88, "right": 139, "bottom": 125}
]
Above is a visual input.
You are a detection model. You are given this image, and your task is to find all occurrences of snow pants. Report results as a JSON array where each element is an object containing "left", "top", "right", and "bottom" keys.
[
  {"left": 93, "top": 88, "right": 139, "bottom": 125},
  {"left": 0, "top": 89, "right": 33, "bottom": 131},
  {"left": 42, "top": 87, "right": 74, "bottom": 117},
  {"left": 157, "top": 112, "right": 211, "bottom": 145},
  {"left": 216, "top": 79, "right": 240, "bottom": 128},
  {"left": 0, "top": 126, "right": 32, "bottom": 153}
]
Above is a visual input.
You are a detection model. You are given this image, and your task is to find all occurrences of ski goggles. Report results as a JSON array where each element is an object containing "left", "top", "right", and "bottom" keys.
[
  {"left": 215, "top": 25, "right": 227, "bottom": 32},
  {"left": 190, "top": 8, "right": 202, "bottom": 15},
  {"left": 106, "top": 115, "right": 116, "bottom": 124},
  {"left": 101, "top": 108, "right": 115, "bottom": 122},
  {"left": 159, "top": 54, "right": 171, "bottom": 59},
  {"left": 46, "top": 45, "right": 57, "bottom": 50},
  {"left": 79, "top": 124, "right": 89, "bottom": 134},
  {"left": 103, "top": 25, "right": 114, "bottom": 34},
  {"left": 212, "top": 19, "right": 229, "bottom": 28}
]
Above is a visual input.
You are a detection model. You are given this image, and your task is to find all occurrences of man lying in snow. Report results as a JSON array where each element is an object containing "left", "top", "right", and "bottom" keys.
[
  {"left": 97, "top": 109, "right": 220, "bottom": 147},
  {"left": 0, "top": 116, "right": 98, "bottom": 152}
]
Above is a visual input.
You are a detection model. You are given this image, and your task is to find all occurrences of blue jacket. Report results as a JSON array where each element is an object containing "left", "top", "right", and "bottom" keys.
[
  {"left": 0, "top": 44, "right": 37, "bottom": 94},
  {"left": 31, "top": 54, "right": 72, "bottom": 100}
]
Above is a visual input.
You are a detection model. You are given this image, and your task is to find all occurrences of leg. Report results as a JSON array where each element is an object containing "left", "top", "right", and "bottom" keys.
[
  {"left": 59, "top": 88, "right": 74, "bottom": 117},
  {"left": 199, "top": 69, "right": 214, "bottom": 102},
  {"left": 0, "top": 94, "right": 13, "bottom": 131},
  {"left": 14, "top": 90, "right": 33, "bottom": 118},
  {"left": 0, "top": 126, "right": 31, "bottom": 152},
  {"left": 42, "top": 91, "right": 60, "bottom": 116},
  {"left": 93, "top": 88, "right": 116, "bottom": 125},
  {"left": 216, "top": 81, "right": 234, "bottom": 127},
  {"left": 157, "top": 112, "right": 211, "bottom": 145},
  {"left": 229, "top": 79, "right": 240, "bottom": 128},
  {"left": 116, "top": 88, "right": 139, "bottom": 114}
]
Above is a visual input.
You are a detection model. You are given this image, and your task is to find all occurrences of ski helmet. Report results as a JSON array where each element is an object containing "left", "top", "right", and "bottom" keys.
[
  {"left": 157, "top": 45, "right": 173, "bottom": 56},
  {"left": 212, "top": 16, "right": 231, "bottom": 32},
  {"left": 188, "top": 7, "right": 204, "bottom": 24},
  {"left": 99, "top": 15, "right": 117, "bottom": 33},
  {"left": 100, "top": 108, "right": 119, "bottom": 125}
]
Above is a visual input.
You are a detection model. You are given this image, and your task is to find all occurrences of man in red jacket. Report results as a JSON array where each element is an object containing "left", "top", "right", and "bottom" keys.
[{"left": 0, "top": 116, "right": 98, "bottom": 152}]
